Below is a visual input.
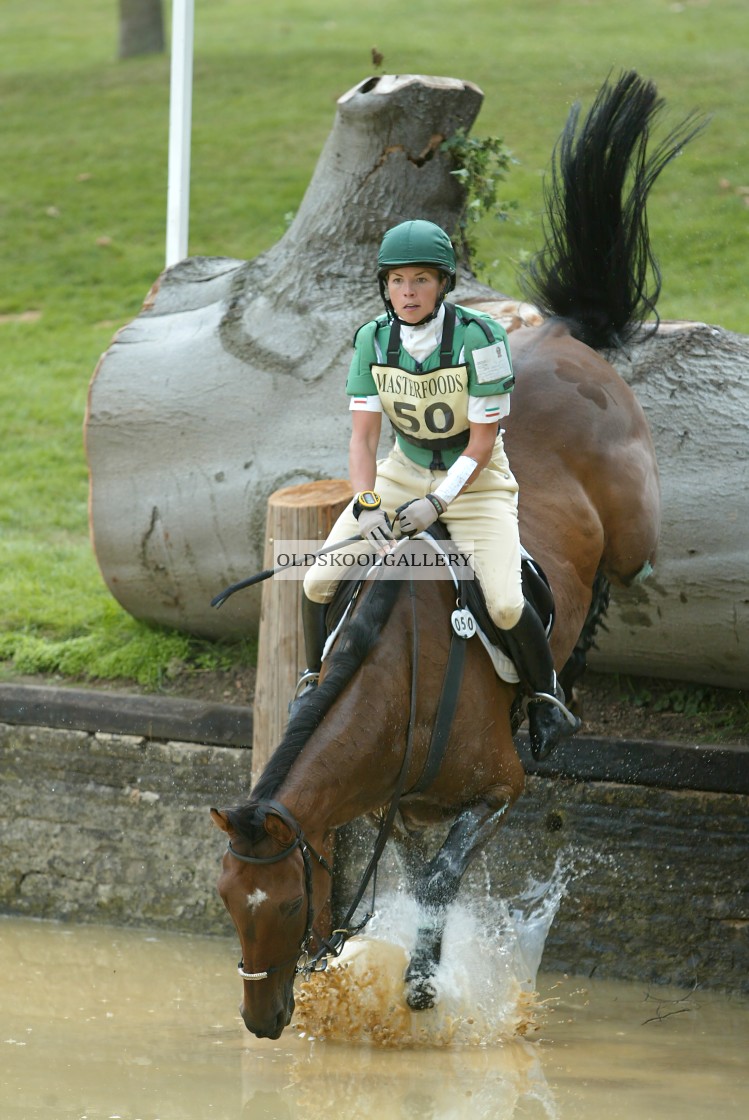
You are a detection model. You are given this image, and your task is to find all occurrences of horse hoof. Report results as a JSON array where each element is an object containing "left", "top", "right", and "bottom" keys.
[{"left": 405, "top": 975, "right": 438, "bottom": 1011}]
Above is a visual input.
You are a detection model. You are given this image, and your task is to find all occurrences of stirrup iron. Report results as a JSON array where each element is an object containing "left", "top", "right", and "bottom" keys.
[
  {"left": 527, "top": 690, "right": 579, "bottom": 727},
  {"left": 293, "top": 670, "right": 319, "bottom": 699}
]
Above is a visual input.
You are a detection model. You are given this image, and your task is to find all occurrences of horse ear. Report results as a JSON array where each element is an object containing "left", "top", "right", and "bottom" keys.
[
  {"left": 264, "top": 812, "right": 294, "bottom": 846},
  {"left": 210, "top": 807, "right": 232, "bottom": 834}
]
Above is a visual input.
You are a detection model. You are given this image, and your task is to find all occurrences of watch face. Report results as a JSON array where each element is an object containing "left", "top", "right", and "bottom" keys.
[{"left": 360, "top": 491, "right": 380, "bottom": 509}]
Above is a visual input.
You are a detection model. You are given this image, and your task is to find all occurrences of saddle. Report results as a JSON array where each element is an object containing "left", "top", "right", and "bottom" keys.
[{"left": 324, "top": 522, "right": 555, "bottom": 668}]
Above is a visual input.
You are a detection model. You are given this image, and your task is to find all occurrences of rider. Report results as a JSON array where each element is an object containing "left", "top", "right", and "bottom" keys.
[{"left": 295, "top": 219, "right": 579, "bottom": 759}]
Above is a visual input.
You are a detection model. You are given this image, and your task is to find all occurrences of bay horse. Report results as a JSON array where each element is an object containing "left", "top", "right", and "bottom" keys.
[{"left": 211, "top": 72, "right": 704, "bottom": 1039}]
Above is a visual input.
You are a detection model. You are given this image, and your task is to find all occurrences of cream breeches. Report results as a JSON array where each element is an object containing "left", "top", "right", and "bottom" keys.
[{"left": 303, "top": 439, "right": 525, "bottom": 631}]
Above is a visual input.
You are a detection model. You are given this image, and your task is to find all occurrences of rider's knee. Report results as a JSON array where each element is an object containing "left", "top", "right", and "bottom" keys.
[
  {"left": 491, "top": 600, "right": 524, "bottom": 631},
  {"left": 302, "top": 567, "right": 332, "bottom": 603}
]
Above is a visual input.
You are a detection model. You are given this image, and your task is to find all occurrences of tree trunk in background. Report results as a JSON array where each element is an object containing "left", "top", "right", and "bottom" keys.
[
  {"left": 597, "top": 322, "right": 749, "bottom": 689},
  {"left": 85, "top": 74, "right": 749, "bottom": 689},
  {"left": 118, "top": 0, "right": 164, "bottom": 60},
  {"left": 468, "top": 302, "right": 749, "bottom": 689}
]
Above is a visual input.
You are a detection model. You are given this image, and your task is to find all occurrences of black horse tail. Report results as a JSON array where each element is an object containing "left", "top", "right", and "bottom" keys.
[
  {"left": 522, "top": 70, "right": 707, "bottom": 350},
  {"left": 557, "top": 569, "right": 611, "bottom": 702}
]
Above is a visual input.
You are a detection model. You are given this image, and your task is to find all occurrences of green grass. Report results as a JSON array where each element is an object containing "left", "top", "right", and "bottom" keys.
[{"left": 0, "top": 0, "right": 746, "bottom": 688}]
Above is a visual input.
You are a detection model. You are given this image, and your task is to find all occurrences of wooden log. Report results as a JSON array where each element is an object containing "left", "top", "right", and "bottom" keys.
[
  {"left": 251, "top": 479, "right": 352, "bottom": 784},
  {"left": 85, "top": 74, "right": 749, "bottom": 688},
  {"left": 469, "top": 311, "right": 749, "bottom": 691}
]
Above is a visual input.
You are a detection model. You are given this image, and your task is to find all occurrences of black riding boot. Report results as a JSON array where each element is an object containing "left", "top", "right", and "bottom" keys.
[
  {"left": 288, "top": 592, "right": 328, "bottom": 719},
  {"left": 503, "top": 601, "right": 580, "bottom": 760}
]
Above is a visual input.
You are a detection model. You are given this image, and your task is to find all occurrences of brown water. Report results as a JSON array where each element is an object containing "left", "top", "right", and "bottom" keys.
[{"left": 1, "top": 915, "right": 748, "bottom": 1119}]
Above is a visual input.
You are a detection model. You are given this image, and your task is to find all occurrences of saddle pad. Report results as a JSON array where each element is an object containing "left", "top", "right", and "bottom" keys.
[{"left": 320, "top": 536, "right": 536, "bottom": 684}]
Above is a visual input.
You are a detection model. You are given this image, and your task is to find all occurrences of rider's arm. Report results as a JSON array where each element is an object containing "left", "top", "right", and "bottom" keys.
[
  {"left": 430, "top": 313, "right": 510, "bottom": 505},
  {"left": 464, "top": 419, "right": 500, "bottom": 474},
  {"left": 349, "top": 409, "right": 382, "bottom": 493},
  {"left": 451, "top": 419, "right": 500, "bottom": 493},
  {"left": 428, "top": 419, "right": 500, "bottom": 512}
]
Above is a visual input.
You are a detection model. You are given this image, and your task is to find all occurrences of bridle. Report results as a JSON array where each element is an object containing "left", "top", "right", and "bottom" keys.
[
  {"left": 225, "top": 798, "right": 334, "bottom": 981},
  {"left": 223, "top": 537, "right": 470, "bottom": 983}
]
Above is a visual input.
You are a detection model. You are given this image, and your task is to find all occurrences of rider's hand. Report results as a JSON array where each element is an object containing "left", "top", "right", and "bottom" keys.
[
  {"left": 357, "top": 508, "right": 393, "bottom": 548},
  {"left": 396, "top": 495, "right": 444, "bottom": 535}
]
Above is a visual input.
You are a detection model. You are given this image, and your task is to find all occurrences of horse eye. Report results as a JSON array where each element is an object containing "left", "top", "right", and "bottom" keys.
[{"left": 280, "top": 896, "right": 304, "bottom": 918}]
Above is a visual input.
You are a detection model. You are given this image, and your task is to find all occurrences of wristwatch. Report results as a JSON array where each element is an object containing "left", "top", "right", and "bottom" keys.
[{"left": 352, "top": 490, "right": 382, "bottom": 519}]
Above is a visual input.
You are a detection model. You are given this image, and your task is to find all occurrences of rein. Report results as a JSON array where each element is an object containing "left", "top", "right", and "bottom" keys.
[
  {"left": 303, "top": 539, "right": 470, "bottom": 967},
  {"left": 409, "top": 538, "right": 468, "bottom": 794},
  {"left": 226, "top": 798, "right": 333, "bottom": 981},
  {"left": 224, "top": 536, "right": 470, "bottom": 979},
  {"left": 301, "top": 573, "right": 423, "bottom": 972}
]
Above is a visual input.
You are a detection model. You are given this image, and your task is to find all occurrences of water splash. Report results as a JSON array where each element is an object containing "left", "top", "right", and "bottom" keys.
[{"left": 293, "top": 851, "right": 574, "bottom": 1049}]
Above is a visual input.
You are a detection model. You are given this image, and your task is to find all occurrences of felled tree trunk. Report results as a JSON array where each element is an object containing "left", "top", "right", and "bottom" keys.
[
  {"left": 600, "top": 321, "right": 749, "bottom": 689},
  {"left": 470, "top": 303, "right": 749, "bottom": 690},
  {"left": 86, "top": 76, "right": 492, "bottom": 641},
  {"left": 86, "top": 75, "right": 749, "bottom": 689}
]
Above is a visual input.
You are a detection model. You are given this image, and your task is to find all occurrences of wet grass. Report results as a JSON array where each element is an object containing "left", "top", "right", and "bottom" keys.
[{"left": 0, "top": 0, "right": 746, "bottom": 688}]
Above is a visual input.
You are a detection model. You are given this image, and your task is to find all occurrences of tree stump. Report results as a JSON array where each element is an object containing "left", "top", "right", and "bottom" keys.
[
  {"left": 86, "top": 75, "right": 493, "bottom": 641},
  {"left": 251, "top": 480, "right": 352, "bottom": 784}
]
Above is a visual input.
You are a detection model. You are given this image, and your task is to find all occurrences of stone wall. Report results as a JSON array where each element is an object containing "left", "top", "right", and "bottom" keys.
[
  {"left": 479, "top": 776, "right": 749, "bottom": 992},
  {"left": 2, "top": 719, "right": 747, "bottom": 991},
  {"left": 0, "top": 722, "right": 246, "bottom": 930}
]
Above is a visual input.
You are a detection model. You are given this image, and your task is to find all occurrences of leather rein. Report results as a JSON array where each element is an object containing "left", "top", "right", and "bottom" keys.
[
  {"left": 224, "top": 536, "right": 470, "bottom": 981},
  {"left": 226, "top": 798, "right": 333, "bottom": 981}
]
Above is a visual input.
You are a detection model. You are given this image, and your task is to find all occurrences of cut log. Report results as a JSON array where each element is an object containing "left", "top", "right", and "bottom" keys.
[
  {"left": 86, "top": 75, "right": 749, "bottom": 689},
  {"left": 599, "top": 321, "right": 749, "bottom": 689},
  {"left": 251, "top": 480, "right": 352, "bottom": 784}
]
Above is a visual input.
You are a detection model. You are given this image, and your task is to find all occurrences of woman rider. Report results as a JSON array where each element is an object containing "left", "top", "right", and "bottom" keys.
[{"left": 295, "top": 219, "right": 579, "bottom": 759}]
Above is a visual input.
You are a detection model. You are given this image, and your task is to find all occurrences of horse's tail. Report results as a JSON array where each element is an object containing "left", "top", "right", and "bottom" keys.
[
  {"left": 522, "top": 71, "right": 706, "bottom": 350},
  {"left": 557, "top": 569, "right": 611, "bottom": 701}
]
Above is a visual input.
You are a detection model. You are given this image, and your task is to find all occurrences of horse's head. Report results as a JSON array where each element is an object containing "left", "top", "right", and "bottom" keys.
[{"left": 210, "top": 800, "right": 332, "bottom": 1039}]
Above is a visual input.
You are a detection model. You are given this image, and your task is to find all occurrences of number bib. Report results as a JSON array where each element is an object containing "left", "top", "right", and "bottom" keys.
[
  {"left": 370, "top": 363, "right": 470, "bottom": 449},
  {"left": 451, "top": 607, "right": 476, "bottom": 639}
]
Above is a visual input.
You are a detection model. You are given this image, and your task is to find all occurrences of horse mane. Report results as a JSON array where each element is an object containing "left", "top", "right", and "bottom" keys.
[
  {"left": 241, "top": 573, "right": 402, "bottom": 814},
  {"left": 522, "top": 70, "right": 707, "bottom": 350}
]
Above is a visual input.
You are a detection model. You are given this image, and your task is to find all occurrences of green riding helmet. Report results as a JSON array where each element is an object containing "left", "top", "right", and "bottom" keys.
[{"left": 377, "top": 220, "right": 457, "bottom": 290}]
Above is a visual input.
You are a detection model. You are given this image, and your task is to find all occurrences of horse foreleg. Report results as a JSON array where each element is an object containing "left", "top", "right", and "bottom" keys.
[{"left": 404, "top": 794, "right": 513, "bottom": 1010}]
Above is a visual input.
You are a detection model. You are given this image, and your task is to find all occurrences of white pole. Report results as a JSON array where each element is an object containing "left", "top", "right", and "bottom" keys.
[{"left": 165, "top": 0, "right": 195, "bottom": 267}]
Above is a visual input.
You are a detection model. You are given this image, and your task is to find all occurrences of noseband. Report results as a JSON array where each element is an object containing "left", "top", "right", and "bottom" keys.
[{"left": 225, "top": 798, "right": 333, "bottom": 981}]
